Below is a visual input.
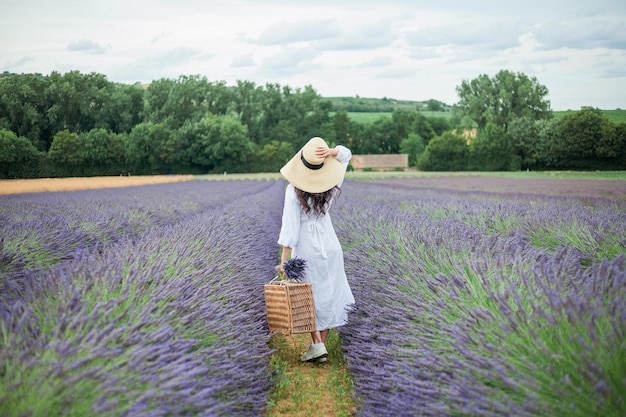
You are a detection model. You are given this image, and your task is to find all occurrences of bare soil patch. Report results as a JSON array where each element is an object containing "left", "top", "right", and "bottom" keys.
[{"left": 0, "top": 175, "right": 194, "bottom": 195}]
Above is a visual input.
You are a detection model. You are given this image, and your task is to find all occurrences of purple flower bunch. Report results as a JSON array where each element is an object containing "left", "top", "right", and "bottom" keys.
[{"left": 282, "top": 257, "right": 307, "bottom": 281}]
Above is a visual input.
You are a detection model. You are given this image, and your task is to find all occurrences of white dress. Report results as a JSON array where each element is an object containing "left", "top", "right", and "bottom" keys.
[{"left": 277, "top": 146, "right": 355, "bottom": 331}]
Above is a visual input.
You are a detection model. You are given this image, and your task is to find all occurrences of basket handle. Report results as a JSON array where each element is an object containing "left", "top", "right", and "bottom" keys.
[{"left": 269, "top": 275, "right": 280, "bottom": 284}]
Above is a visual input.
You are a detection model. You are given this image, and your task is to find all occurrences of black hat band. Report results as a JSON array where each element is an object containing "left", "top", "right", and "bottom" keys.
[{"left": 300, "top": 151, "right": 324, "bottom": 170}]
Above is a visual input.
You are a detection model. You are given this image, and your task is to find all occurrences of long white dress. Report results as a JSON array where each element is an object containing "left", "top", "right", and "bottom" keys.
[{"left": 277, "top": 146, "right": 355, "bottom": 331}]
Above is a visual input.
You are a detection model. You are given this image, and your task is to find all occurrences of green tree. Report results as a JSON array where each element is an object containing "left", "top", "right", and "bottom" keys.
[
  {"left": 143, "top": 78, "right": 174, "bottom": 125},
  {"left": 414, "top": 113, "right": 436, "bottom": 144},
  {"left": 400, "top": 133, "right": 425, "bottom": 167},
  {"left": 425, "top": 99, "right": 443, "bottom": 112},
  {"left": 149, "top": 123, "right": 178, "bottom": 174},
  {"left": 143, "top": 75, "right": 213, "bottom": 129},
  {"left": 390, "top": 110, "right": 436, "bottom": 149},
  {"left": 344, "top": 120, "right": 366, "bottom": 155},
  {"left": 205, "top": 80, "right": 235, "bottom": 116},
  {"left": 79, "top": 72, "right": 112, "bottom": 132},
  {"left": 0, "top": 74, "right": 49, "bottom": 150},
  {"left": 176, "top": 114, "right": 253, "bottom": 173},
  {"left": 469, "top": 123, "right": 516, "bottom": 171},
  {"left": 580, "top": 111, "right": 624, "bottom": 169},
  {"left": 0, "top": 129, "right": 42, "bottom": 178},
  {"left": 418, "top": 131, "right": 468, "bottom": 171},
  {"left": 392, "top": 109, "right": 418, "bottom": 148},
  {"left": 333, "top": 111, "right": 351, "bottom": 144},
  {"left": 47, "top": 130, "right": 84, "bottom": 176},
  {"left": 233, "top": 80, "right": 263, "bottom": 143},
  {"left": 98, "top": 83, "right": 144, "bottom": 134},
  {"left": 46, "top": 71, "right": 110, "bottom": 135},
  {"left": 82, "top": 128, "right": 126, "bottom": 175},
  {"left": 266, "top": 120, "right": 299, "bottom": 148},
  {"left": 426, "top": 116, "right": 451, "bottom": 137},
  {"left": 294, "top": 86, "right": 333, "bottom": 141},
  {"left": 250, "top": 141, "right": 294, "bottom": 173},
  {"left": 210, "top": 115, "right": 253, "bottom": 173},
  {"left": 611, "top": 122, "right": 626, "bottom": 168},
  {"left": 535, "top": 118, "right": 561, "bottom": 169},
  {"left": 455, "top": 70, "right": 551, "bottom": 132},
  {"left": 177, "top": 117, "right": 216, "bottom": 171},
  {"left": 552, "top": 107, "right": 618, "bottom": 169},
  {"left": 508, "top": 117, "right": 540, "bottom": 170},
  {"left": 125, "top": 122, "right": 176, "bottom": 174},
  {"left": 362, "top": 117, "right": 395, "bottom": 153}
]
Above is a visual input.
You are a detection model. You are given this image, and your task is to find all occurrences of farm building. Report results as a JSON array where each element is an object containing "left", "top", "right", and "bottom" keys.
[{"left": 350, "top": 154, "right": 409, "bottom": 171}]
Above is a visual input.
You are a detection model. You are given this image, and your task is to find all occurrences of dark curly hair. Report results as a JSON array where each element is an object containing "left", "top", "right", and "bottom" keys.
[{"left": 295, "top": 186, "right": 341, "bottom": 217}]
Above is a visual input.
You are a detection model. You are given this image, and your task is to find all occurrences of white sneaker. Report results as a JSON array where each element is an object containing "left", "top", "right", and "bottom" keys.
[{"left": 300, "top": 343, "right": 328, "bottom": 362}]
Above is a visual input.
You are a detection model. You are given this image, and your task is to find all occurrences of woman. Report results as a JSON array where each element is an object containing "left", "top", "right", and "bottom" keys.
[{"left": 277, "top": 136, "right": 355, "bottom": 363}]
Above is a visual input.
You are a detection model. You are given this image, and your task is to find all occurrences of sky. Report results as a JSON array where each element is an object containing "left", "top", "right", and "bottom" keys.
[{"left": 1, "top": 0, "right": 625, "bottom": 110}]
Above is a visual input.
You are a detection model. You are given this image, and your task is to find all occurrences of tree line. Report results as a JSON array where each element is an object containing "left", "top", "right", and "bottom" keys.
[{"left": 0, "top": 70, "right": 624, "bottom": 179}]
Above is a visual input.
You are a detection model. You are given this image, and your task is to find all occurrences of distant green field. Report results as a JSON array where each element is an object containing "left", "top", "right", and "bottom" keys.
[
  {"left": 553, "top": 109, "right": 626, "bottom": 123},
  {"left": 332, "top": 111, "right": 453, "bottom": 124},
  {"left": 338, "top": 112, "right": 390, "bottom": 124},
  {"left": 326, "top": 96, "right": 625, "bottom": 124},
  {"left": 342, "top": 109, "right": 625, "bottom": 125}
]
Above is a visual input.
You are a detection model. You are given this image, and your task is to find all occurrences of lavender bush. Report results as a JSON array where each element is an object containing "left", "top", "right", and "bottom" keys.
[
  {"left": 334, "top": 180, "right": 626, "bottom": 416},
  {"left": 1, "top": 179, "right": 283, "bottom": 416},
  {"left": 0, "top": 181, "right": 273, "bottom": 300}
]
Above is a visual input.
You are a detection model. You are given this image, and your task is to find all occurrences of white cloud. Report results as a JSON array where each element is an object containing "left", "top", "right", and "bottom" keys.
[
  {"left": 110, "top": 47, "right": 205, "bottom": 82},
  {"left": 4, "top": 56, "right": 36, "bottom": 70},
  {"left": 375, "top": 67, "right": 419, "bottom": 79},
  {"left": 67, "top": 39, "right": 109, "bottom": 55},
  {"left": 404, "top": 16, "right": 522, "bottom": 51},
  {"left": 231, "top": 54, "right": 255, "bottom": 68},
  {"left": 0, "top": 0, "right": 624, "bottom": 109},
  {"left": 254, "top": 19, "right": 342, "bottom": 45},
  {"left": 533, "top": 14, "right": 626, "bottom": 50},
  {"left": 260, "top": 46, "right": 319, "bottom": 74},
  {"left": 318, "top": 19, "right": 398, "bottom": 50},
  {"left": 362, "top": 56, "right": 395, "bottom": 67}
]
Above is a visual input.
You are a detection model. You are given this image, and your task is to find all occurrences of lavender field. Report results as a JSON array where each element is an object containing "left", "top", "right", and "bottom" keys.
[
  {"left": 1, "top": 176, "right": 625, "bottom": 416},
  {"left": 1, "top": 180, "right": 284, "bottom": 416},
  {"left": 334, "top": 178, "right": 626, "bottom": 416}
]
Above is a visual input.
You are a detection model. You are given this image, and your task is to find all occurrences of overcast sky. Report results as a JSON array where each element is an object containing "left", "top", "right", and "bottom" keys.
[{"left": 1, "top": 0, "right": 625, "bottom": 110}]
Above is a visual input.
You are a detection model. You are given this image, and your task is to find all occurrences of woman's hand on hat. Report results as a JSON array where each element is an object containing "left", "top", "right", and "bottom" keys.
[{"left": 315, "top": 146, "right": 337, "bottom": 160}]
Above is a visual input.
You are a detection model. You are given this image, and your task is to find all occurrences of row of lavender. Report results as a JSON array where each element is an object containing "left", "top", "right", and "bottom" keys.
[
  {"left": 334, "top": 180, "right": 626, "bottom": 417},
  {"left": 1, "top": 180, "right": 284, "bottom": 416},
  {"left": 1, "top": 180, "right": 270, "bottom": 285}
]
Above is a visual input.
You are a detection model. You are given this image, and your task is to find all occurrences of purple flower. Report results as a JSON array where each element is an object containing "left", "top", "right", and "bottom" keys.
[{"left": 282, "top": 257, "right": 307, "bottom": 281}]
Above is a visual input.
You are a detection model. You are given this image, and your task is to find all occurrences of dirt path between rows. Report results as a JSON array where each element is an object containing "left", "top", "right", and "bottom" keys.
[
  {"left": 267, "top": 332, "right": 355, "bottom": 417},
  {"left": 0, "top": 175, "right": 194, "bottom": 195}
]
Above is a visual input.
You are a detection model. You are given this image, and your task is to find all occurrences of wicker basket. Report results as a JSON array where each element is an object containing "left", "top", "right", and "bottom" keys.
[{"left": 264, "top": 277, "right": 316, "bottom": 335}]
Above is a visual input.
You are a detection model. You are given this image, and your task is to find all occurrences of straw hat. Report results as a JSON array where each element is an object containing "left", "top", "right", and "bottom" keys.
[{"left": 280, "top": 137, "right": 346, "bottom": 193}]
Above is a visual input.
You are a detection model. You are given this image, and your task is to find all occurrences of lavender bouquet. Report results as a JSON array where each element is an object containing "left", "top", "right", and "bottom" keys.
[{"left": 279, "top": 257, "right": 307, "bottom": 282}]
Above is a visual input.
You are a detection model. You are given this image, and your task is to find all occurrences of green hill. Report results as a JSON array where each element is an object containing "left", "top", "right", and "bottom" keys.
[
  {"left": 553, "top": 109, "right": 626, "bottom": 124},
  {"left": 325, "top": 96, "right": 453, "bottom": 113},
  {"left": 326, "top": 96, "right": 626, "bottom": 125}
]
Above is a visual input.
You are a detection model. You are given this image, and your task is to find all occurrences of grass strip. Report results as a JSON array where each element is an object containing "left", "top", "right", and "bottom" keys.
[{"left": 266, "top": 331, "right": 355, "bottom": 417}]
